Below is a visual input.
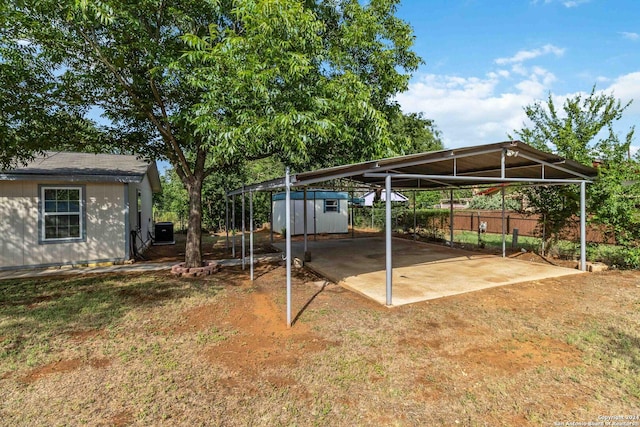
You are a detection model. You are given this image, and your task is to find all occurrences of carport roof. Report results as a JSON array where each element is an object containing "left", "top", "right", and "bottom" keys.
[{"left": 229, "top": 140, "right": 597, "bottom": 195}]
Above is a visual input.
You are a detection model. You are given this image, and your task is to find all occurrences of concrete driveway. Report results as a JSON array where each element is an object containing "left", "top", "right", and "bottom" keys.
[{"left": 276, "top": 237, "right": 583, "bottom": 306}]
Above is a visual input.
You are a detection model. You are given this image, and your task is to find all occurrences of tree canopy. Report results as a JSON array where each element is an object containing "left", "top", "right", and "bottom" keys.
[
  {"left": 513, "top": 88, "right": 639, "bottom": 266},
  {"left": 1, "top": 0, "right": 421, "bottom": 267}
]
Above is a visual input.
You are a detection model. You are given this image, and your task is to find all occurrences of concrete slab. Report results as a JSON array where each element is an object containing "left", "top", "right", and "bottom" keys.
[{"left": 275, "top": 237, "right": 584, "bottom": 306}]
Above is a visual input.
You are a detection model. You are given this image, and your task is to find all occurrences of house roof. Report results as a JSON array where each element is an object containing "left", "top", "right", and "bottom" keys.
[
  {"left": 228, "top": 140, "right": 598, "bottom": 195},
  {"left": 362, "top": 190, "right": 408, "bottom": 206},
  {"left": 0, "top": 152, "right": 162, "bottom": 192}
]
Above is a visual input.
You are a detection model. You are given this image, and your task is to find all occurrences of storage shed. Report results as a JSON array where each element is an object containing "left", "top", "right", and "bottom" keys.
[
  {"left": 0, "top": 152, "right": 161, "bottom": 270},
  {"left": 272, "top": 190, "right": 348, "bottom": 235}
]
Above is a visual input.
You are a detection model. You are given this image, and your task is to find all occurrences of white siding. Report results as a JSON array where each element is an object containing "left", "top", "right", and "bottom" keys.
[
  {"left": 0, "top": 181, "right": 127, "bottom": 269},
  {"left": 273, "top": 198, "right": 348, "bottom": 235}
]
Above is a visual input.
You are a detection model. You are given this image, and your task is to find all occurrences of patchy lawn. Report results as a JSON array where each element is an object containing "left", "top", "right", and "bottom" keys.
[{"left": 1, "top": 260, "right": 639, "bottom": 425}]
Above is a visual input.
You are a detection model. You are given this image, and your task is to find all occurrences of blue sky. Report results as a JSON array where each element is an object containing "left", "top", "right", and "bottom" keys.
[{"left": 394, "top": 0, "right": 640, "bottom": 152}]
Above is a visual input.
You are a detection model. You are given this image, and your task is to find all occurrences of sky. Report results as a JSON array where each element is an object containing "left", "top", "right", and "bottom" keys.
[{"left": 393, "top": 0, "right": 640, "bottom": 153}]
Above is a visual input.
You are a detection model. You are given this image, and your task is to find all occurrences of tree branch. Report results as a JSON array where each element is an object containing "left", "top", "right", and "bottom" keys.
[{"left": 76, "top": 26, "right": 193, "bottom": 180}]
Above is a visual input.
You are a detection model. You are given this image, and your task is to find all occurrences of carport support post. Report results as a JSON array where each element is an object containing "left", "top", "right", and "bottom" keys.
[
  {"left": 413, "top": 190, "right": 417, "bottom": 240},
  {"left": 225, "top": 194, "right": 229, "bottom": 253},
  {"left": 231, "top": 196, "right": 236, "bottom": 258},
  {"left": 501, "top": 185, "right": 506, "bottom": 258},
  {"left": 350, "top": 189, "right": 355, "bottom": 239},
  {"left": 241, "top": 186, "right": 246, "bottom": 270},
  {"left": 270, "top": 191, "right": 274, "bottom": 244},
  {"left": 449, "top": 189, "right": 454, "bottom": 246},
  {"left": 303, "top": 187, "right": 308, "bottom": 260},
  {"left": 285, "top": 168, "right": 292, "bottom": 327},
  {"left": 580, "top": 181, "right": 586, "bottom": 271},
  {"left": 249, "top": 189, "right": 254, "bottom": 281},
  {"left": 385, "top": 174, "right": 393, "bottom": 306},
  {"left": 371, "top": 203, "right": 374, "bottom": 229}
]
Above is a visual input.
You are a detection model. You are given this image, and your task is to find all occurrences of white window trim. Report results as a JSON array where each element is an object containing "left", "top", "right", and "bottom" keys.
[
  {"left": 39, "top": 185, "right": 86, "bottom": 244},
  {"left": 324, "top": 199, "right": 339, "bottom": 213}
]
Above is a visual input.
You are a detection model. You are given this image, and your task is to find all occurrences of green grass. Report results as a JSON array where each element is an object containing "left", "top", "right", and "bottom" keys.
[
  {"left": 454, "top": 230, "right": 541, "bottom": 252},
  {"left": 0, "top": 273, "right": 222, "bottom": 373},
  {"left": 452, "top": 230, "right": 631, "bottom": 266},
  {"left": 568, "top": 323, "right": 640, "bottom": 400},
  {"left": 1, "top": 261, "right": 639, "bottom": 425}
]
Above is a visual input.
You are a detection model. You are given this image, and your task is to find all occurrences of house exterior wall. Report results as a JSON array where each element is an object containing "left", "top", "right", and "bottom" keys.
[
  {"left": 0, "top": 181, "right": 127, "bottom": 270},
  {"left": 272, "top": 192, "right": 348, "bottom": 235}
]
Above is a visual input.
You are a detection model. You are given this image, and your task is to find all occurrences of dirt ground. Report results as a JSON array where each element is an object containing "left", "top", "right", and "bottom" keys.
[{"left": 1, "top": 231, "right": 639, "bottom": 425}]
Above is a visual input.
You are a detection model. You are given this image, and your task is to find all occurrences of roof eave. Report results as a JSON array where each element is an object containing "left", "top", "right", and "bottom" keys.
[{"left": 0, "top": 173, "right": 145, "bottom": 184}]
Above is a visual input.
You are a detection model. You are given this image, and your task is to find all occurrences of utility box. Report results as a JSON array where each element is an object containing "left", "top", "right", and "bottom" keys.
[{"left": 154, "top": 222, "right": 175, "bottom": 245}]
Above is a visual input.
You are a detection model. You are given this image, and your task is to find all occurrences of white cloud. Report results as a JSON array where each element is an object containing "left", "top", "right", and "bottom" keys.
[
  {"left": 620, "top": 32, "right": 639, "bottom": 41},
  {"left": 605, "top": 72, "right": 640, "bottom": 117},
  {"left": 396, "top": 67, "right": 640, "bottom": 150},
  {"left": 495, "top": 44, "right": 565, "bottom": 65},
  {"left": 563, "top": 0, "right": 590, "bottom": 7},
  {"left": 396, "top": 70, "right": 552, "bottom": 148},
  {"left": 531, "top": 0, "right": 590, "bottom": 8}
]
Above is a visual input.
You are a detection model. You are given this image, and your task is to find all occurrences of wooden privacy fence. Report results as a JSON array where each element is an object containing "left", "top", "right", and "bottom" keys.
[
  {"left": 449, "top": 211, "right": 614, "bottom": 244},
  {"left": 359, "top": 208, "right": 615, "bottom": 244}
]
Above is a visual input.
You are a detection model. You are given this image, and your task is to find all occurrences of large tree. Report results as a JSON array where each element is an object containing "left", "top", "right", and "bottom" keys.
[
  {"left": 513, "top": 87, "right": 638, "bottom": 258},
  {"left": 388, "top": 111, "right": 444, "bottom": 155},
  {"left": 1, "top": 0, "right": 420, "bottom": 267}
]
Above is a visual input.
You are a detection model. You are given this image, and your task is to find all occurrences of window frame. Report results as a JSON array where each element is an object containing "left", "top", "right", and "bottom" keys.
[
  {"left": 38, "top": 185, "right": 87, "bottom": 244},
  {"left": 324, "top": 199, "right": 339, "bottom": 213}
]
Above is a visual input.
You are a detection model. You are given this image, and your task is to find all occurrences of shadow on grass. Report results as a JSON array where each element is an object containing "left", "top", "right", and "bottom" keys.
[{"left": 0, "top": 273, "right": 224, "bottom": 359}]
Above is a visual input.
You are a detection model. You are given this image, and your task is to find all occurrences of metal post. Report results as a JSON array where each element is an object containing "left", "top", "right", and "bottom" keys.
[
  {"left": 249, "top": 190, "right": 254, "bottom": 281},
  {"left": 413, "top": 190, "right": 417, "bottom": 240},
  {"left": 241, "top": 186, "right": 245, "bottom": 270},
  {"left": 501, "top": 185, "right": 506, "bottom": 258},
  {"left": 350, "top": 189, "right": 355, "bottom": 239},
  {"left": 313, "top": 191, "right": 317, "bottom": 241},
  {"left": 542, "top": 214, "right": 546, "bottom": 255},
  {"left": 580, "top": 181, "right": 587, "bottom": 271},
  {"left": 285, "top": 168, "right": 292, "bottom": 326},
  {"left": 225, "top": 194, "right": 229, "bottom": 253},
  {"left": 371, "top": 203, "right": 374, "bottom": 229},
  {"left": 449, "top": 189, "right": 454, "bottom": 246},
  {"left": 303, "top": 187, "right": 309, "bottom": 261},
  {"left": 231, "top": 196, "right": 236, "bottom": 258},
  {"left": 385, "top": 174, "right": 393, "bottom": 306},
  {"left": 270, "top": 191, "right": 274, "bottom": 244}
]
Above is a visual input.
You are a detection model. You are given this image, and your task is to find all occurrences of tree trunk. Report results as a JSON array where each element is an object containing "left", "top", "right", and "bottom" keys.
[{"left": 184, "top": 177, "right": 203, "bottom": 268}]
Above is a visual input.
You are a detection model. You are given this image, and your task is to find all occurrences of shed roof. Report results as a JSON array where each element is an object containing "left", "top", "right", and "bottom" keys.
[
  {"left": 229, "top": 141, "right": 598, "bottom": 195},
  {"left": 0, "top": 152, "right": 162, "bottom": 192},
  {"left": 272, "top": 190, "right": 348, "bottom": 201}
]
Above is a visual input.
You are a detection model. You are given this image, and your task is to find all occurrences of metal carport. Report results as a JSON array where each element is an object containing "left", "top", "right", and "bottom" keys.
[{"left": 226, "top": 140, "right": 598, "bottom": 327}]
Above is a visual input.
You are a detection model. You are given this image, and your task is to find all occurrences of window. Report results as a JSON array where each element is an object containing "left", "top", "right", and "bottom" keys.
[
  {"left": 324, "top": 199, "right": 339, "bottom": 213},
  {"left": 40, "top": 186, "right": 85, "bottom": 242}
]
